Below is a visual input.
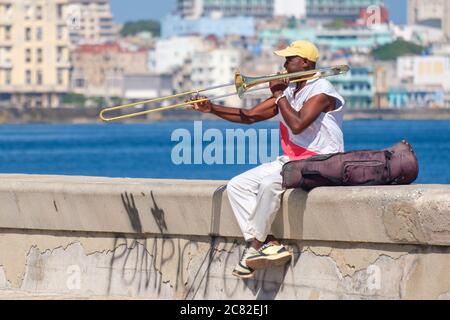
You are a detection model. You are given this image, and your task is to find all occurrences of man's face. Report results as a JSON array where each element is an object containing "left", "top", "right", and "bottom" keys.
[{"left": 283, "top": 56, "right": 312, "bottom": 73}]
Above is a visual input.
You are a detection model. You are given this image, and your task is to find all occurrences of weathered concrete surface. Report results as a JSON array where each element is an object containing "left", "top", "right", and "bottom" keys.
[
  {"left": 0, "top": 175, "right": 449, "bottom": 245},
  {"left": 0, "top": 175, "right": 449, "bottom": 300}
]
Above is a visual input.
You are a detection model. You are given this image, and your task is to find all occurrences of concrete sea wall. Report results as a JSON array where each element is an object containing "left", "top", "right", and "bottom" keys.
[{"left": 0, "top": 175, "right": 449, "bottom": 299}]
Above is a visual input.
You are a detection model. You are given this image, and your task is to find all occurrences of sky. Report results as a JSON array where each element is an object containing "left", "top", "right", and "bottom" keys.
[{"left": 109, "top": 0, "right": 407, "bottom": 25}]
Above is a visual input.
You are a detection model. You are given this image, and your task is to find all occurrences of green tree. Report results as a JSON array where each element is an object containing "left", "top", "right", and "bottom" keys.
[
  {"left": 63, "top": 93, "right": 86, "bottom": 106},
  {"left": 372, "top": 39, "right": 425, "bottom": 61},
  {"left": 111, "top": 96, "right": 123, "bottom": 106},
  {"left": 91, "top": 96, "right": 107, "bottom": 107},
  {"left": 324, "top": 19, "right": 347, "bottom": 30},
  {"left": 120, "top": 20, "right": 161, "bottom": 37}
]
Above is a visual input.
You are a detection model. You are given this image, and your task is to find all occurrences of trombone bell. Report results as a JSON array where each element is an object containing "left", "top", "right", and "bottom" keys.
[{"left": 234, "top": 65, "right": 350, "bottom": 98}]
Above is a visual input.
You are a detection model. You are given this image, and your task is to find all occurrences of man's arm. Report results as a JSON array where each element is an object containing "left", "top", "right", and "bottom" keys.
[
  {"left": 277, "top": 93, "right": 336, "bottom": 134},
  {"left": 192, "top": 97, "right": 279, "bottom": 124}
]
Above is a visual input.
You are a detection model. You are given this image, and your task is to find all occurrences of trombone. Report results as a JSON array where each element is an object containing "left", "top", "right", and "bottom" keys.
[{"left": 99, "top": 65, "right": 350, "bottom": 122}]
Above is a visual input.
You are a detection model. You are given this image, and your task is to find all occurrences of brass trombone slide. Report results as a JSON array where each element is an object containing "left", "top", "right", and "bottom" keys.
[{"left": 99, "top": 65, "right": 349, "bottom": 122}]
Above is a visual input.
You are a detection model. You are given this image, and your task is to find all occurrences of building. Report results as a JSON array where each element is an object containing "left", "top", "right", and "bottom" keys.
[
  {"left": 390, "top": 24, "right": 445, "bottom": 46},
  {"left": 149, "top": 36, "right": 213, "bottom": 74},
  {"left": 190, "top": 48, "right": 242, "bottom": 106},
  {"left": 407, "top": 0, "right": 450, "bottom": 39},
  {"left": 67, "top": 0, "right": 117, "bottom": 44},
  {"left": 373, "top": 61, "right": 397, "bottom": 109},
  {"left": 123, "top": 74, "right": 173, "bottom": 101},
  {"left": 162, "top": 15, "right": 255, "bottom": 39},
  {"left": 240, "top": 49, "right": 284, "bottom": 108},
  {"left": 306, "top": 0, "right": 383, "bottom": 22},
  {"left": 274, "top": 0, "right": 306, "bottom": 19},
  {"left": 397, "top": 55, "right": 450, "bottom": 90},
  {"left": 71, "top": 42, "right": 148, "bottom": 98},
  {"left": 373, "top": 55, "right": 450, "bottom": 109},
  {"left": 176, "top": 0, "right": 203, "bottom": 19},
  {"left": 328, "top": 65, "right": 374, "bottom": 109},
  {"left": 0, "top": 0, "right": 71, "bottom": 108},
  {"left": 176, "top": 0, "right": 275, "bottom": 19},
  {"left": 386, "top": 88, "right": 445, "bottom": 109},
  {"left": 259, "top": 24, "right": 393, "bottom": 53},
  {"left": 408, "top": 0, "right": 443, "bottom": 28}
]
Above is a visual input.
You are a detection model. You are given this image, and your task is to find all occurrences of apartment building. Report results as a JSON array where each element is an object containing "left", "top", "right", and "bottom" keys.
[
  {"left": 407, "top": 0, "right": 450, "bottom": 39},
  {"left": 0, "top": 0, "right": 71, "bottom": 108},
  {"left": 176, "top": 0, "right": 275, "bottom": 19},
  {"left": 67, "top": 0, "right": 117, "bottom": 44},
  {"left": 190, "top": 48, "right": 242, "bottom": 106},
  {"left": 306, "top": 0, "right": 384, "bottom": 21},
  {"left": 71, "top": 42, "right": 148, "bottom": 98}
]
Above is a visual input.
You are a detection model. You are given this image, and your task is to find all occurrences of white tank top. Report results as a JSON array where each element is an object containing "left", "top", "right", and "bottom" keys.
[{"left": 279, "top": 78, "right": 346, "bottom": 160}]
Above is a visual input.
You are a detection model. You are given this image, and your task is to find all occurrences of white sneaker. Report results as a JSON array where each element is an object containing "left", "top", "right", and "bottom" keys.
[{"left": 232, "top": 246, "right": 259, "bottom": 279}]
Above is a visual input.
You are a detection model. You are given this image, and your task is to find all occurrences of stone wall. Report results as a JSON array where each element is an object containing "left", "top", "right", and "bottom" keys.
[{"left": 0, "top": 175, "right": 448, "bottom": 299}]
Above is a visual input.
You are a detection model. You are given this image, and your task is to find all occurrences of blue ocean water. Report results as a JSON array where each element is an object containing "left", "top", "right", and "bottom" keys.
[{"left": 0, "top": 120, "right": 449, "bottom": 184}]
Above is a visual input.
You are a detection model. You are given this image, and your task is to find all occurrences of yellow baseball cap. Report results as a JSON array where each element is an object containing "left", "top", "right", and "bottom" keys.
[{"left": 274, "top": 40, "right": 320, "bottom": 62}]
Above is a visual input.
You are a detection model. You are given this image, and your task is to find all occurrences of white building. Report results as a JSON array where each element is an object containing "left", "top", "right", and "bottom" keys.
[
  {"left": 408, "top": 0, "right": 443, "bottom": 27},
  {"left": 390, "top": 23, "right": 445, "bottom": 45},
  {"left": 176, "top": 0, "right": 275, "bottom": 19},
  {"left": 397, "top": 55, "right": 450, "bottom": 90},
  {"left": 191, "top": 48, "right": 242, "bottom": 106},
  {"left": 68, "top": 0, "right": 118, "bottom": 44},
  {"left": 148, "top": 36, "right": 211, "bottom": 74},
  {"left": 407, "top": 0, "right": 450, "bottom": 38},
  {"left": 274, "top": 0, "right": 306, "bottom": 19}
]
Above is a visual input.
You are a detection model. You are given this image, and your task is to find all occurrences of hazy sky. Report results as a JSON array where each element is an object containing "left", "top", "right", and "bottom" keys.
[{"left": 109, "top": 0, "right": 407, "bottom": 25}]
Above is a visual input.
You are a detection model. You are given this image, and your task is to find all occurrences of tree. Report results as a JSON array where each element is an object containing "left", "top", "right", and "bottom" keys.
[
  {"left": 372, "top": 39, "right": 425, "bottom": 61},
  {"left": 91, "top": 96, "right": 107, "bottom": 107},
  {"left": 120, "top": 20, "right": 161, "bottom": 37},
  {"left": 63, "top": 93, "right": 86, "bottom": 106},
  {"left": 324, "top": 19, "right": 347, "bottom": 30}
]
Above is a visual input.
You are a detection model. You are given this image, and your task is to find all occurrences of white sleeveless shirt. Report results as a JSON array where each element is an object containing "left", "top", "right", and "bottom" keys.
[{"left": 279, "top": 78, "right": 346, "bottom": 160}]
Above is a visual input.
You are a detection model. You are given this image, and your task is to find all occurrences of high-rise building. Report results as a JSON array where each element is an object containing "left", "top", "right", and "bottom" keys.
[
  {"left": 68, "top": 0, "right": 117, "bottom": 44},
  {"left": 176, "top": 0, "right": 275, "bottom": 19},
  {"left": 162, "top": 15, "right": 255, "bottom": 39},
  {"left": 0, "top": 0, "right": 71, "bottom": 108},
  {"left": 408, "top": 0, "right": 443, "bottom": 28},
  {"left": 306, "top": 0, "right": 384, "bottom": 21},
  {"left": 407, "top": 0, "right": 450, "bottom": 38}
]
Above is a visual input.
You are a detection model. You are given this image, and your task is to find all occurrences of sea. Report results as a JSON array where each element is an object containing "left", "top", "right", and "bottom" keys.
[{"left": 0, "top": 120, "right": 449, "bottom": 184}]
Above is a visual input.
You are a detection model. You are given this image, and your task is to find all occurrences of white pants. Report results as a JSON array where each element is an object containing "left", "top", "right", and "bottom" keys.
[{"left": 227, "top": 156, "right": 290, "bottom": 242}]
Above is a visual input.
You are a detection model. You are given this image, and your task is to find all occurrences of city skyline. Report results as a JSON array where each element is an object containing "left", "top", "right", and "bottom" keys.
[{"left": 109, "top": 0, "right": 407, "bottom": 24}]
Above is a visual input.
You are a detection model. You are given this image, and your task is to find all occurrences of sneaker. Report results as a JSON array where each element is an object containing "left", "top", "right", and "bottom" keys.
[
  {"left": 246, "top": 243, "right": 292, "bottom": 270},
  {"left": 232, "top": 246, "right": 259, "bottom": 279}
]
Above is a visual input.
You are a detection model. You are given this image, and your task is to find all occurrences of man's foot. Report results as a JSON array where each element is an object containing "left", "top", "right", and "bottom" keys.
[
  {"left": 246, "top": 243, "right": 292, "bottom": 270},
  {"left": 232, "top": 246, "right": 259, "bottom": 279}
]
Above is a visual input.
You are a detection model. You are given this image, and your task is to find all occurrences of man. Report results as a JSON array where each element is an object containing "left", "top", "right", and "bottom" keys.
[{"left": 191, "top": 40, "right": 346, "bottom": 279}]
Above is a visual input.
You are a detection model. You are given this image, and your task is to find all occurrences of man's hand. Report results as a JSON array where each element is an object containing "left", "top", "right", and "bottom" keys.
[
  {"left": 270, "top": 77, "right": 289, "bottom": 97},
  {"left": 185, "top": 95, "right": 213, "bottom": 113}
]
